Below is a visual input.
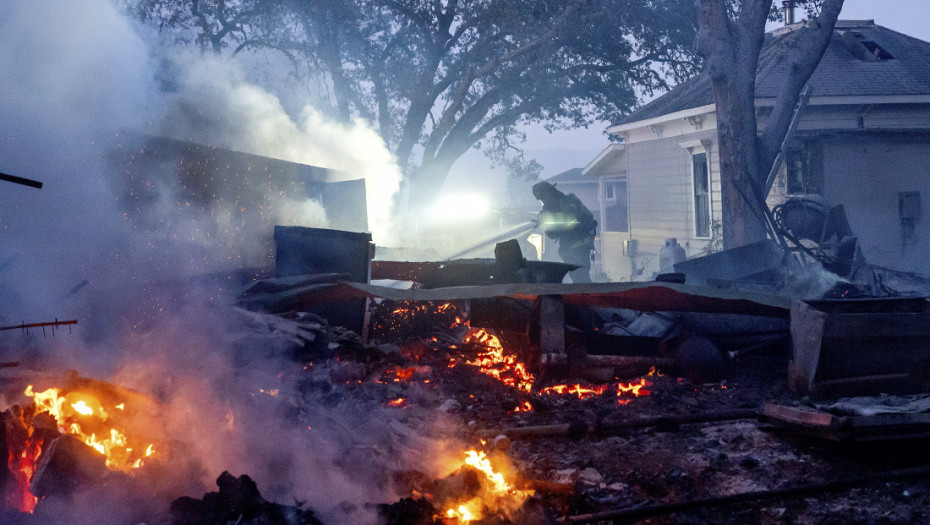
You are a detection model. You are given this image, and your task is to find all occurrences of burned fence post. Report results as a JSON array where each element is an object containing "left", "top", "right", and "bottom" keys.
[{"left": 536, "top": 295, "right": 565, "bottom": 357}]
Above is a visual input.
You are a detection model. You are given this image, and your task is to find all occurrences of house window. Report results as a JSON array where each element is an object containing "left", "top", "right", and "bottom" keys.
[
  {"left": 692, "top": 152, "right": 711, "bottom": 238},
  {"left": 602, "top": 179, "right": 628, "bottom": 233},
  {"left": 899, "top": 191, "right": 921, "bottom": 220},
  {"left": 786, "top": 139, "right": 824, "bottom": 195},
  {"left": 900, "top": 191, "right": 921, "bottom": 248}
]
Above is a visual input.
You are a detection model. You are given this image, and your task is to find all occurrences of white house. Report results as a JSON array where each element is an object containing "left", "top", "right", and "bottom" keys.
[{"left": 584, "top": 20, "right": 930, "bottom": 282}]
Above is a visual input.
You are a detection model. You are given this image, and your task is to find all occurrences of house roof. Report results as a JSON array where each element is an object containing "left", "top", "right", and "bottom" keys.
[
  {"left": 547, "top": 167, "right": 583, "bottom": 182},
  {"left": 545, "top": 167, "right": 595, "bottom": 184},
  {"left": 610, "top": 20, "right": 930, "bottom": 130}
]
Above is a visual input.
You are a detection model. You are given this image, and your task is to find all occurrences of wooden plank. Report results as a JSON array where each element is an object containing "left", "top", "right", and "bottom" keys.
[
  {"left": 759, "top": 402, "right": 839, "bottom": 428},
  {"left": 761, "top": 401, "right": 930, "bottom": 442}
]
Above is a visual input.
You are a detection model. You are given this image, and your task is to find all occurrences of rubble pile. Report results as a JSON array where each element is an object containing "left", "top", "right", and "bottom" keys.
[
  {"left": 4, "top": 270, "right": 930, "bottom": 524},
  {"left": 170, "top": 471, "right": 324, "bottom": 525}
]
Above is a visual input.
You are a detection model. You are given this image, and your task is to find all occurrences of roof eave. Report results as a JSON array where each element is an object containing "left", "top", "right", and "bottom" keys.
[
  {"left": 756, "top": 94, "right": 930, "bottom": 106},
  {"left": 582, "top": 143, "right": 626, "bottom": 176},
  {"left": 610, "top": 95, "right": 930, "bottom": 135},
  {"left": 607, "top": 103, "right": 716, "bottom": 134}
]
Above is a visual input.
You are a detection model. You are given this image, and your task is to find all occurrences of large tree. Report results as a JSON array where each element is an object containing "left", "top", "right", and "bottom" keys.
[
  {"left": 694, "top": 0, "right": 843, "bottom": 248},
  {"left": 129, "top": 0, "right": 700, "bottom": 207}
]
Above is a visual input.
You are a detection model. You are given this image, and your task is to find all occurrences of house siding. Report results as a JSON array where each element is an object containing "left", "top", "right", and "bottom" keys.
[
  {"left": 609, "top": 105, "right": 930, "bottom": 283},
  {"left": 598, "top": 124, "right": 720, "bottom": 281},
  {"left": 823, "top": 133, "right": 930, "bottom": 274},
  {"left": 763, "top": 105, "right": 930, "bottom": 276},
  {"left": 589, "top": 21, "right": 930, "bottom": 284}
]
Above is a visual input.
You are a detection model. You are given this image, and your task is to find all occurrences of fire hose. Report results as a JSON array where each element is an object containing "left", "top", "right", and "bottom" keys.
[{"left": 444, "top": 220, "right": 537, "bottom": 261}]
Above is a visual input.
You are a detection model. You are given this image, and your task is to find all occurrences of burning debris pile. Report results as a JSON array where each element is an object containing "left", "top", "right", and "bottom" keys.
[
  {"left": 5, "top": 229, "right": 930, "bottom": 524},
  {"left": 0, "top": 284, "right": 665, "bottom": 524},
  {"left": 0, "top": 372, "right": 169, "bottom": 523}
]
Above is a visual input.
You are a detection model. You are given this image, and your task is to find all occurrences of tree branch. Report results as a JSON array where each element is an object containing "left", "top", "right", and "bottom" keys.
[{"left": 758, "top": 0, "right": 843, "bottom": 161}]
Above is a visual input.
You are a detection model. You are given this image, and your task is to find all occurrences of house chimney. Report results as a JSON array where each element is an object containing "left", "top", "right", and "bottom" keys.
[{"left": 782, "top": 1, "right": 796, "bottom": 26}]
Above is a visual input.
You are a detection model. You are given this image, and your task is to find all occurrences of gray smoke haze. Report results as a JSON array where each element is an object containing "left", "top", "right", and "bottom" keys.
[
  {"left": 0, "top": 1, "right": 402, "bottom": 324},
  {"left": 0, "top": 2, "right": 435, "bottom": 523}
]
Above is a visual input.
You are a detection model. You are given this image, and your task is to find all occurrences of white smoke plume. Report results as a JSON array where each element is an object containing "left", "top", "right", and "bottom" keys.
[
  {"left": 157, "top": 50, "right": 402, "bottom": 245},
  {"left": 0, "top": 2, "right": 437, "bottom": 524}
]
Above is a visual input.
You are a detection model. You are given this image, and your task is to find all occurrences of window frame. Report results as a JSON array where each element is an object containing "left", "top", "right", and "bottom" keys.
[
  {"left": 690, "top": 151, "right": 712, "bottom": 239},
  {"left": 599, "top": 176, "right": 629, "bottom": 233},
  {"left": 785, "top": 139, "right": 824, "bottom": 196}
]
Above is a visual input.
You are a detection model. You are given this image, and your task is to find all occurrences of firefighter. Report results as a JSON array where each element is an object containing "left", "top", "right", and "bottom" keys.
[{"left": 532, "top": 181, "right": 597, "bottom": 283}]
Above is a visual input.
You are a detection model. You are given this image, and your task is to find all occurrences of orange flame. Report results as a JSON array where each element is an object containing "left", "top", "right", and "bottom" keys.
[
  {"left": 539, "top": 383, "right": 608, "bottom": 399},
  {"left": 24, "top": 385, "right": 155, "bottom": 472},
  {"left": 616, "top": 378, "right": 651, "bottom": 405},
  {"left": 463, "top": 328, "right": 534, "bottom": 393},
  {"left": 6, "top": 429, "right": 42, "bottom": 512},
  {"left": 457, "top": 328, "right": 656, "bottom": 405},
  {"left": 441, "top": 450, "right": 534, "bottom": 523}
]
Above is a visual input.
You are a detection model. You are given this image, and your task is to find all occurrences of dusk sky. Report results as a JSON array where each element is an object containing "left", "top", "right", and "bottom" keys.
[{"left": 445, "top": 0, "right": 930, "bottom": 203}]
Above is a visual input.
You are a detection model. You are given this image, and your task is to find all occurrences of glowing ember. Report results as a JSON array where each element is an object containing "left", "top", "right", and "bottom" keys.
[
  {"left": 441, "top": 450, "right": 534, "bottom": 523},
  {"left": 6, "top": 425, "right": 42, "bottom": 513},
  {"left": 370, "top": 301, "right": 467, "bottom": 338},
  {"left": 380, "top": 367, "right": 416, "bottom": 383},
  {"left": 24, "top": 385, "right": 156, "bottom": 473},
  {"left": 456, "top": 327, "right": 656, "bottom": 405},
  {"left": 387, "top": 397, "right": 406, "bottom": 407},
  {"left": 462, "top": 328, "right": 534, "bottom": 393},
  {"left": 539, "top": 383, "right": 608, "bottom": 399},
  {"left": 616, "top": 378, "right": 651, "bottom": 405}
]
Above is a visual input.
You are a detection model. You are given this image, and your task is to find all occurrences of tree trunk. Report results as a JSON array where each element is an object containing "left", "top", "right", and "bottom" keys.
[
  {"left": 712, "top": 73, "right": 769, "bottom": 249},
  {"left": 695, "top": 0, "right": 843, "bottom": 249}
]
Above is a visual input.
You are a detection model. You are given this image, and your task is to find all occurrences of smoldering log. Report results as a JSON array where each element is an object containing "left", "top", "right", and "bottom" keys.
[
  {"left": 541, "top": 353, "right": 677, "bottom": 369},
  {"left": 520, "top": 478, "right": 576, "bottom": 495},
  {"left": 496, "top": 409, "right": 759, "bottom": 439}
]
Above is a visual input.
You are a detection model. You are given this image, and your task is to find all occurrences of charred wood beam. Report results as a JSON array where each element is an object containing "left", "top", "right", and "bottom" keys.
[
  {"left": 496, "top": 408, "right": 758, "bottom": 440},
  {"left": 561, "top": 464, "right": 930, "bottom": 524},
  {"left": 541, "top": 353, "right": 677, "bottom": 369},
  {"left": 520, "top": 478, "right": 575, "bottom": 495},
  {"left": 0, "top": 172, "right": 42, "bottom": 189}
]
